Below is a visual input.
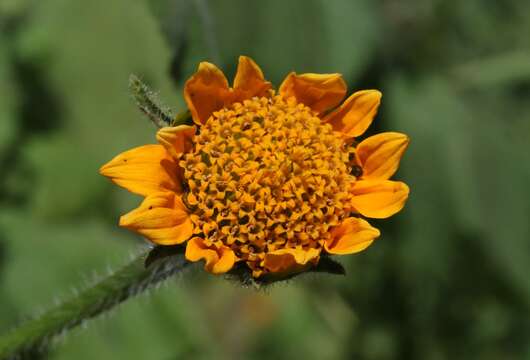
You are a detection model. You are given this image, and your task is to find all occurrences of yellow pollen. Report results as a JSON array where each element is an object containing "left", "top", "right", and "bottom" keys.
[{"left": 181, "top": 94, "right": 355, "bottom": 274}]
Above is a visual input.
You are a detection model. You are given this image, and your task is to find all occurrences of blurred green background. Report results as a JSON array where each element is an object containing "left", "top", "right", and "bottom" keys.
[{"left": 1, "top": 0, "right": 530, "bottom": 359}]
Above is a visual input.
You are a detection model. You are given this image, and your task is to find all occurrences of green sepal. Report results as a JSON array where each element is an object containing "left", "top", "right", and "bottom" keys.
[
  {"left": 144, "top": 244, "right": 186, "bottom": 269},
  {"left": 226, "top": 254, "right": 346, "bottom": 288}
]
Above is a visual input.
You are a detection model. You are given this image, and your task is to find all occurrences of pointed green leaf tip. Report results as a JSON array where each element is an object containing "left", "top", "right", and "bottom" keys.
[
  {"left": 128, "top": 74, "right": 173, "bottom": 128},
  {"left": 128, "top": 74, "right": 192, "bottom": 128}
]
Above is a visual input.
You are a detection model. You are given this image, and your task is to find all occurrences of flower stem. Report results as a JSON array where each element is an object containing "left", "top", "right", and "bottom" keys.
[{"left": 0, "top": 250, "right": 191, "bottom": 359}]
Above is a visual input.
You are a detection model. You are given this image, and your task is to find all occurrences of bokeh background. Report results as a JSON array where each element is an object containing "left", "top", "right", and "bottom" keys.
[{"left": 1, "top": 0, "right": 530, "bottom": 359}]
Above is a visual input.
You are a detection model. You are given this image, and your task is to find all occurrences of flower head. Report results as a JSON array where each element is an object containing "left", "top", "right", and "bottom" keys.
[{"left": 100, "top": 56, "right": 409, "bottom": 278}]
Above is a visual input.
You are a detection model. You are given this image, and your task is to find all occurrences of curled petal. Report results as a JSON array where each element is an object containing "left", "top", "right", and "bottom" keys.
[
  {"left": 119, "top": 192, "right": 193, "bottom": 245},
  {"left": 323, "top": 90, "right": 381, "bottom": 138},
  {"left": 279, "top": 72, "right": 346, "bottom": 114},
  {"left": 185, "top": 237, "right": 236, "bottom": 274},
  {"left": 184, "top": 62, "right": 230, "bottom": 125},
  {"left": 99, "top": 145, "right": 182, "bottom": 196},
  {"left": 263, "top": 248, "right": 320, "bottom": 273},
  {"left": 156, "top": 125, "right": 196, "bottom": 159},
  {"left": 356, "top": 132, "right": 409, "bottom": 180},
  {"left": 232, "top": 56, "right": 272, "bottom": 103},
  {"left": 350, "top": 180, "right": 409, "bottom": 219},
  {"left": 325, "top": 217, "right": 380, "bottom": 255}
]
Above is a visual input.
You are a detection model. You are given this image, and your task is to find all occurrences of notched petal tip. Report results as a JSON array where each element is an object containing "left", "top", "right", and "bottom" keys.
[
  {"left": 184, "top": 62, "right": 230, "bottom": 126},
  {"left": 233, "top": 56, "right": 272, "bottom": 101},
  {"left": 324, "top": 89, "right": 382, "bottom": 139},
  {"left": 325, "top": 217, "right": 380, "bottom": 255},
  {"left": 156, "top": 125, "right": 196, "bottom": 159},
  {"left": 350, "top": 180, "right": 410, "bottom": 219},
  {"left": 263, "top": 248, "right": 320, "bottom": 274},
  {"left": 279, "top": 72, "right": 347, "bottom": 114},
  {"left": 185, "top": 237, "right": 236, "bottom": 274},
  {"left": 119, "top": 192, "right": 193, "bottom": 245},
  {"left": 356, "top": 132, "right": 410, "bottom": 181}
]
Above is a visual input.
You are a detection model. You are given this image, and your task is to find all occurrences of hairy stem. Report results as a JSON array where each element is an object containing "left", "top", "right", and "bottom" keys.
[{"left": 0, "top": 250, "right": 191, "bottom": 359}]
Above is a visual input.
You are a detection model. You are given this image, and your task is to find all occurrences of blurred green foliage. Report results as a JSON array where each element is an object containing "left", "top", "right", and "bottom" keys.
[{"left": 1, "top": 0, "right": 529, "bottom": 359}]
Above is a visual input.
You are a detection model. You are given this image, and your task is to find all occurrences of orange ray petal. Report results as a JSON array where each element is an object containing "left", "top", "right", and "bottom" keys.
[
  {"left": 350, "top": 180, "right": 409, "bottom": 219},
  {"left": 263, "top": 247, "right": 320, "bottom": 273},
  {"left": 185, "top": 237, "right": 236, "bottom": 274},
  {"left": 184, "top": 62, "right": 230, "bottom": 125},
  {"left": 279, "top": 72, "right": 346, "bottom": 114},
  {"left": 232, "top": 56, "right": 272, "bottom": 103},
  {"left": 156, "top": 125, "right": 196, "bottom": 159},
  {"left": 99, "top": 144, "right": 182, "bottom": 196},
  {"left": 325, "top": 217, "right": 380, "bottom": 255},
  {"left": 323, "top": 90, "right": 381, "bottom": 138},
  {"left": 356, "top": 132, "right": 409, "bottom": 180},
  {"left": 119, "top": 192, "right": 193, "bottom": 245}
]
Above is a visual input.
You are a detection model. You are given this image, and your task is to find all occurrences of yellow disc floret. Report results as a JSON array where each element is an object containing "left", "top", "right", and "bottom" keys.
[{"left": 181, "top": 94, "right": 355, "bottom": 275}]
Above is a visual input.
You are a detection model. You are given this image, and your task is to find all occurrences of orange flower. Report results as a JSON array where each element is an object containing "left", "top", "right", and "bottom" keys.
[{"left": 100, "top": 56, "right": 409, "bottom": 277}]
